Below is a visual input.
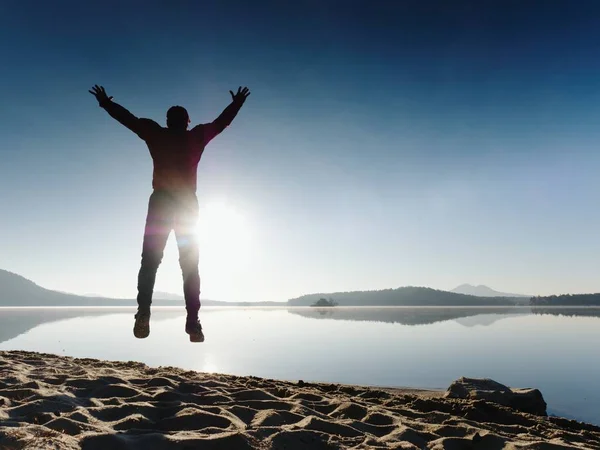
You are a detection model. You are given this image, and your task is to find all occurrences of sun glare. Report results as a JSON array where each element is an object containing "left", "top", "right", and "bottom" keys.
[{"left": 196, "top": 201, "right": 252, "bottom": 270}]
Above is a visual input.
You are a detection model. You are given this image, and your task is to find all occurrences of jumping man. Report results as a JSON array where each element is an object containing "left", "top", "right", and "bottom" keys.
[{"left": 89, "top": 84, "right": 251, "bottom": 342}]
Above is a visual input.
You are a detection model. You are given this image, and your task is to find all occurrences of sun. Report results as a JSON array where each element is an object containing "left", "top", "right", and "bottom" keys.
[{"left": 195, "top": 200, "right": 252, "bottom": 270}]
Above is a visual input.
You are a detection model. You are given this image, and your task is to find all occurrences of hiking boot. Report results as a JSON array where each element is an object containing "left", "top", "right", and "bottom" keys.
[
  {"left": 185, "top": 318, "right": 204, "bottom": 343},
  {"left": 133, "top": 309, "right": 151, "bottom": 339}
]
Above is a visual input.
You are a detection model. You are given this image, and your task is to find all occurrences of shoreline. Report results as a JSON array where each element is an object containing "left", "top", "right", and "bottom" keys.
[
  {"left": 3, "top": 305, "right": 600, "bottom": 309},
  {"left": 1, "top": 350, "right": 600, "bottom": 449}
]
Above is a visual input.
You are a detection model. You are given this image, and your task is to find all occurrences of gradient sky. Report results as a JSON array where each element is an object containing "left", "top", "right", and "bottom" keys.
[{"left": 2, "top": 0, "right": 600, "bottom": 302}]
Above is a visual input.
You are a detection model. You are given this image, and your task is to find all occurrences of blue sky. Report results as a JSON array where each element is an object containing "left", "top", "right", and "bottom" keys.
[{"left": 2, "top": 0, "right": 600, "bottom": 301}]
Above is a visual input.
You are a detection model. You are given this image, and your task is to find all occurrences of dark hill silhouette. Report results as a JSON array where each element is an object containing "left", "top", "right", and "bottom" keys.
[
  {"left": 451, "top": 284, "right": 529, "bottom": 298},
  {"left": 530, "top": 293, "right": 600, "bottom": 306},
  {"left": 8, "top": 269, "right": 597, "bottom": 308},
  {"left": 287, "top": 287, "right": 526, "bottom": 307},
  {"left": 0, "top": 269, "right": 97, "bottom": 306},
  {"left": 0, "top": 269, "right": 280, "bottom": 307}
]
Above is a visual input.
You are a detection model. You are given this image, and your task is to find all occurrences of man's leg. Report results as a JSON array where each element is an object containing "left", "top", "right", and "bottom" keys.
[
  {"left": 134, "top": 191, "right": 173, "bottom": 338},
  {"left": 174, "top": 194, "right": 203, "bottom": 342}
]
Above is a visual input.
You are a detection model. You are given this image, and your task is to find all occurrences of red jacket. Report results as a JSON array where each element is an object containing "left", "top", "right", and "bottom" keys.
[{"left": 101, "top": 100, "right": 242, "bottom": 192}]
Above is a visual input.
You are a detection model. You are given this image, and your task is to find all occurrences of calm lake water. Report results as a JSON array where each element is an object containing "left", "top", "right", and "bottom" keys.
[{"left": 1, "top": 306, "right": 599, "bottom": 425}]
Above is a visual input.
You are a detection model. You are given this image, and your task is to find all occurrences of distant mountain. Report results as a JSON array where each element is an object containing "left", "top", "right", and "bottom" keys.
[
  {"left": 530, "top": 293, "right": 600, "bottom": 306},
  {"left": 83, "top": 291, "right": 182, "bottom": 301},
  {"left": 0, "top": 269, "right": 93, "bottom": 306},
  {"left": 451, "top": 284, "right": 529, "bottom": 298},
  {"left": 287, "top": 286, "right": 526, "bottom": 307},
  {"left": 152, "top": 291, "right": 184, "bottom": 301},
  {"left": 0, "top": 269, "right": 282, "bottom": 307}
]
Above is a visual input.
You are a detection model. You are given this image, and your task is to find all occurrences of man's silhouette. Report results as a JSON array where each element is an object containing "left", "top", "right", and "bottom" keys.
[{"left": 89, "top": 85, "right": 250, "bottom": 342}]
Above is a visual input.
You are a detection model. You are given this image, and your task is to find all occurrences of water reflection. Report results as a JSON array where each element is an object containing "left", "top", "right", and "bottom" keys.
[
  {"left": 1, "top": 306, "right": 600, "bottom": 425},
  {"left": 289, "top": 305, "right": 600, "bottom": 325},
  {"left": 3, "top": 306, "right": 600, "bottom": 345},
  {"left": 289, "top": 306, "right": 531, "bottom": 326},
  {"left": 0, "top": 308, "right": 177, "bottom": 344}
]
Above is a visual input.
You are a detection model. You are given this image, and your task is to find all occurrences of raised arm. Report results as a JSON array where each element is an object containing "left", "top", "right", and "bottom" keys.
[
  {"left": 194, "top": 86, "right": 251, "bottom": 145},
  {"left": 89, "top": 85, "right": 158, "bottom": 140}
]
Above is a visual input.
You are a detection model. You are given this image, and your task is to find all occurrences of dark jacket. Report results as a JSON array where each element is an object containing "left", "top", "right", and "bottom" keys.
[{"left": 100, "top": 99, "right": 242, "bottom": 192}]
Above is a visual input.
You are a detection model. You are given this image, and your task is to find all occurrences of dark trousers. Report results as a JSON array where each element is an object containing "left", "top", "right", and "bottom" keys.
[{"left": 136, "top": 190, "right": 200, "bottom": 318}]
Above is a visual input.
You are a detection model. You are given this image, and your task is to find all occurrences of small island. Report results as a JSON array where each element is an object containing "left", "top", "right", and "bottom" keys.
[{"left": 311, "top": 297, "right": 339, "bottom": 307}]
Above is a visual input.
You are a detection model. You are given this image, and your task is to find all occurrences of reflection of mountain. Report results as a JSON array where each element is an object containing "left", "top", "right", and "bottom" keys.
[
  {"left": 288, "top": 287, "right": 527, "bottom": 307},
  {"left": 0, "top": 309, "right": 114, "bottom": 344},
  {"left": 453, "top": 313, "right": 529, "bottom": 327},
  {"left": 288, "top": 307, "right": 531, "bottom": 326},
  {"left": 531, "top": 307, "right": 600, "bottom": 319},
  {"left": 0, "top": 308, "right": 199, "bottom": 344},
  {"left": 4, "top": 306, "right": 600, "bottom": 346}
]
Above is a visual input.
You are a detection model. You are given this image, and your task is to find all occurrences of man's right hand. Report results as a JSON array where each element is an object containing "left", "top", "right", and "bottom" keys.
[
  {"left": 89, "top": 85, "right": 113, "bottom": 106},
  {"left": 229, "top": 86, "right": 251, "bottom": 106}
]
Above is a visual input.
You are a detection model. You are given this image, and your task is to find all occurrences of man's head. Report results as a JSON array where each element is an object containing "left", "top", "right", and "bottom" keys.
[{"left": 166, "top": 106, "right": 190, "bottom": 130}]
